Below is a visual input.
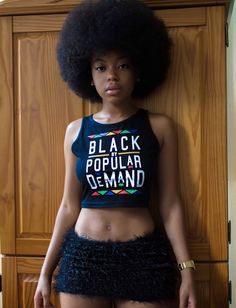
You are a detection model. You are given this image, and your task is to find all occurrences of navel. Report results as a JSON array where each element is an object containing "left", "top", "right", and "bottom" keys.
[{"left": 106, "top": 223, "right": 111, "bottom": 231}]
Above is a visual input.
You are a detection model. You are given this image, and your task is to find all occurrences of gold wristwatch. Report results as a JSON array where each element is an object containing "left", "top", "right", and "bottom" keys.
[{"left": 178, "top": 260, "right": 196, "bottom": 271}]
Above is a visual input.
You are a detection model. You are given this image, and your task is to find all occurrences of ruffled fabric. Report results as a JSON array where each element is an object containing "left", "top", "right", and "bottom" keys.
[{"left": 54, "top": 228, "right": 179, "bottom": 303}]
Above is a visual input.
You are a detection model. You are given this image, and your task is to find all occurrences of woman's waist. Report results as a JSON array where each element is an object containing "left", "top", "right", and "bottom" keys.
[{"left": 74, "top": 207, "right": 156, "bottom": 241}]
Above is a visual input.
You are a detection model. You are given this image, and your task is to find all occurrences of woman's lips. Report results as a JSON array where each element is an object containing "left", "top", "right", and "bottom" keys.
[{"left": 105, "top": 86, "right": 121, "bottom": 95}]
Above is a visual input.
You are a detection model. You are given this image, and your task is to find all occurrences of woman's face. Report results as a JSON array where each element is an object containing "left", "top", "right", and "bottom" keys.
[{"left": 91, "top": 51, "right": 138, "bottom": 104}]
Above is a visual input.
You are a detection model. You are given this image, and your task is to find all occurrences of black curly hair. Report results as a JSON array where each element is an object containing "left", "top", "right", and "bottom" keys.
[{"left": 57, "top": 0, "right": 172, "bottom": 102}]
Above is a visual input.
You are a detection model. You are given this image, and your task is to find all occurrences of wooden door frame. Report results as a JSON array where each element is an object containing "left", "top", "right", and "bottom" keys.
[
  {"left": 0, "top": 16, "right": 15, "bottom": 254},
  {"left": 0, "top": 0, "right": 231, "bottom": 16},
  {"left": 227, "top": 0, "right": 236, "bottom": 306}
]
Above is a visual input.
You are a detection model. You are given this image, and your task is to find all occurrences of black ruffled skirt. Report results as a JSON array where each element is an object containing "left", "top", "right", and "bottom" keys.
[{"left": 55, "top": 228, "right": 179, "bottom": 303}]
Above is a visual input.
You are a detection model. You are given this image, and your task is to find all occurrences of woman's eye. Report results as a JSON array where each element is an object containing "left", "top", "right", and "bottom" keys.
[
  {"left": 119, "top": 63, "right": 129, "bottom": 69},
  {"left": 95, "top": 66, "right": 105, "bottom": 71}
]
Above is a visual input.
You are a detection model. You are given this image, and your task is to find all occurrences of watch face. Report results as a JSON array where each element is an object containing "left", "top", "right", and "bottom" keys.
[
  {"left": 178, "top": 260, "right": 195, "bottom": 271},
  {"left": 188, "top": 260, "right": 195, "bottom": 269}
]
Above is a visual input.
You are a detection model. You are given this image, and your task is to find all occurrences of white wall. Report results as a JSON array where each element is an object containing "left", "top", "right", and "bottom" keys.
[
  {"left": 227, "top": 0, "right": 236, "bottom": 306},
  {"left": 0, "top": 256, "right": 2, "bottom": 308}
]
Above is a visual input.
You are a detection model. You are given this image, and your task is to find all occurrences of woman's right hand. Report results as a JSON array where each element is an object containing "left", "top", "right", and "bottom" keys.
[{"left": 34, "top": 275, "right": 54, "bottom": 308}]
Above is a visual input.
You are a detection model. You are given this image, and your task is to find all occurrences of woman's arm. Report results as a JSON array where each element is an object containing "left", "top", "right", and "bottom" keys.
[
  {"left": 34, "top": 119, "right": 82, "bottom": 307},
  {"left": 150, "top": 114, "right": 197, "bottom": 308}
]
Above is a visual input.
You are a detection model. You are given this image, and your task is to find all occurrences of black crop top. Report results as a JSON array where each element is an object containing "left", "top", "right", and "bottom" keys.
[{"left": 71, "top": 108, "right": 160, "bottom": 208}]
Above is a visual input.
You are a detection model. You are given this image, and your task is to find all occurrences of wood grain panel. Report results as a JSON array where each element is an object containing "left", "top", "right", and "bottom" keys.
[
  {"left": 192, "top": 264, "right": 210, "bottom": 308},
  {"left": 2, "top": 257, "right": 18, "bottom": 308},
  {"left": 12, "top": 7, "right": 206, "bottom": 33},
  {"left": 12, "top": 21, "right": 100, "bottom": 254},
  {"left": 16, "top": 258, "right": 59, "bottom": 308},
  {"left": 14, "top": 31, "right": 84, "bottom": 240},
  {"left": 11, "top": 29, "right": 101, "bottom": 257},
  {"left": 210, "top": 263, "right": 228, "bottom": 308},
  {"left": 20, "top": 275, "right": 37, "bottom": 308},
  {"left": 17, "top": 258, "right": 44, "bottom": 273},
  {"left": 0, "top": 0, "right": 230, "bottom": 16},
  {"left": 13, "top": 14, "right": 67, "bottom": 33},
  {"left": 209, "top": 263, "right": 228, "bottom": 308},
  {"left": 152, "top": 7, "right": 227, "bottom": 260},
  {"left": 175, "top": 263, "right": 228, "bottom": 307},
  {"left": 157, "top": 7, "right": 206, "bottom": 27},
  {"left": 18, "top": 274, "right": 60, "bottom": 308},
  {"left": 16, "top": 238, "right": 50, "bottom": 256},
  {"left": 144, "top": 23, "right": 210, "bottom": 259},
  {"left": 204, "top": 6, "right": 227, "bottom": 260},
  {"left": 0, "top": 17, "right": 15, "bottom": 254},
  {"left": 142, "top": 7, "right": 227, "bottom": 261}
]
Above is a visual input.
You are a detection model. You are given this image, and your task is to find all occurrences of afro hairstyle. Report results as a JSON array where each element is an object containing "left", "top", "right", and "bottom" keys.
[{"left": 57, "top": 0, "right": 172, "bottom": 102}]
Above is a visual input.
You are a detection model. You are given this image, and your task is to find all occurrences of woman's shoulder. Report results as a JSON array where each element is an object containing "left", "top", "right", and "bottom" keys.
[
  {"left": 148, "top": 111, "right": 174, "bottom": 127},
  {"left": 147, "top": 111, "right": 175, "bottom": 148},
  {"left": 65, "top": 117, "right": 84, "bottom": 145}
]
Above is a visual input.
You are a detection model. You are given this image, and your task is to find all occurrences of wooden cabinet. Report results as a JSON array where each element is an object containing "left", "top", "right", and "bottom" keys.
[{"left": 0, "top": 2, "right": 228, "bottom": 307}]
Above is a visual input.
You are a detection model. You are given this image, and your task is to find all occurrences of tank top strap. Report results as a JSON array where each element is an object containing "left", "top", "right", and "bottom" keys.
[{"left": 71, "top": 115, "right": 89, "bottom": 157}]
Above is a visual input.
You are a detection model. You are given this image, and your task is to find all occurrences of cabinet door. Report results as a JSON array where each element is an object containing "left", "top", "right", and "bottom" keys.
[
  {"left": 2, "top": 257, "right": 228, "bottom": 308},
  {"left": 0, "top": 16, "right": 15, "bottom": 254},
  {"left": 149, "top": 6, "right": 227, "bottom": 262}
]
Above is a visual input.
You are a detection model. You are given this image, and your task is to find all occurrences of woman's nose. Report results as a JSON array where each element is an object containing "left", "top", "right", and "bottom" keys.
[{"left": 107, "top": 67, "right": 119, "bottom": 81}]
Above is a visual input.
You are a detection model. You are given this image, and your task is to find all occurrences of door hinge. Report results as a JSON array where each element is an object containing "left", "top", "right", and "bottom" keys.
[
  {"left": 225, "top": 22, "right": 229, "bottom": 47},
  {"left": 228, "top": 280, "right": 232, "bottom": 304},
  {"left": 228, "top": 220, "right": 231, "bottom": 244}
]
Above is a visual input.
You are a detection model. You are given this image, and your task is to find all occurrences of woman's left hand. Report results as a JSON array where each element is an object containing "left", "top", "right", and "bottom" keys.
[{"left": 179, "top": 270, "right": 197, "bottom": 308}]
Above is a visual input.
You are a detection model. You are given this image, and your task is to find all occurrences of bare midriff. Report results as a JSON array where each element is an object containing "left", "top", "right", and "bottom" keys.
[{"left": 74, "top": 207, "right": 156, "bottom": 241}]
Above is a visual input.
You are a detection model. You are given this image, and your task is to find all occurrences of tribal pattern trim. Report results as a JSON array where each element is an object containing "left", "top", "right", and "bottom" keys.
[
  {"left": 88, "top": 129, "right": 138, "bottom": 139},
  {"left": 91, "top": 189, "right": 141, "bottom": 196}
]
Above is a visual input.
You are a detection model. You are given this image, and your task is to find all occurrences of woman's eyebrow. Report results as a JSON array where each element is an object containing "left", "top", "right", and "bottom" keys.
[{"left": 92, "top": 58, "right": 105, "bottom": 63}]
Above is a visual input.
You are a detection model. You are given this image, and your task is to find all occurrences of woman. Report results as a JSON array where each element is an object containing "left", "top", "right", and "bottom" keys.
[{"left": 34, "top": 1, "right": 197, "bottom": 307}]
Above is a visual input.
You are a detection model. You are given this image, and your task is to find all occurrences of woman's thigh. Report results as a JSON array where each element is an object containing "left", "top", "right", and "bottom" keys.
[
  {"left": 114, "top": 299, "right": 176, "bottom": 308},
  {"left": 59, "top": 292, "right": 112, "bottom": 308}
]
